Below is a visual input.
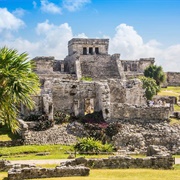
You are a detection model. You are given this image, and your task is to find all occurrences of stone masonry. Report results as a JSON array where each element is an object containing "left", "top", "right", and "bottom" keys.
[
  {"left": 61, "top": 155, "right": 175, "bottom": 170},
  {"left": 25, "top": 38, "right": 170, "bottom": 122},
  {"left": 8, "top": 165, "right": 90, "bottom": 180}
]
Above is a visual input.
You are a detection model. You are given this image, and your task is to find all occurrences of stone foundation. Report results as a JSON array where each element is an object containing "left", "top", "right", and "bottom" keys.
[
  {"left": 8, "top": 165, "right": 90, "bottom": 180},
  {"left": 0, "top": 160, "right": 12, "bottom": 172},
  {"left": 110, "top": 104, "right": 170, "bottom": 122},
  {"left": 61, "top": 156, "right": 175, "bottom": 169},
  {"left": 0, "top": 140, "right": 23, "bottom": 147}
]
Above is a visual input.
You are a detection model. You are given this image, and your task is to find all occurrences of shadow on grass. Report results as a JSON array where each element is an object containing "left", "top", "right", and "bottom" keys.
[
  {"left": 0, "top": 125, "right": 20, "bottom": 140},
  {"left": 3, "top": 177, "right": 8, "bottom": 180}
]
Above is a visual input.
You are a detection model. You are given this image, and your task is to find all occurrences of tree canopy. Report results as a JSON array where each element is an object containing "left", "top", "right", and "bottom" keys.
[
  {"left": 139, "top": 76, "right": 160, "bottom": 100},
  {"left": 0, "top": 47, "right": 40, "bottom": 133},
  {"left": 144, "top": 65, "right": 166, "bottom": 86}
]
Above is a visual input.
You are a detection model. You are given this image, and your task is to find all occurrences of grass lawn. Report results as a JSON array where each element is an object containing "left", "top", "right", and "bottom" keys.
[
  {"left": 158, "top": 86, "right": 180, "bottom": 98},
  {"left": 0, "top": 144, "right": 72, "bottom": 160},
  {"left": 0, "top": 169, "right": 177, "bottom": 180},
  {"left": 0, "top": 144, "right": 114, "bottom": 160},
  {"left": 0, "top": 125, "right": 19, "bottom": 141}
]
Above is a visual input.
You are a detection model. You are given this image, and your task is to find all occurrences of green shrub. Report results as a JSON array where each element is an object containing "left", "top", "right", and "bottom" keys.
[
  {"left": 80, "top": 76, "right": 93, "bottom": 81},
  {"left": 54, "top": 111, "right": 71, "bottom": 124},
  {"left": 105, "top": 123, "right": 122, "bottom": 139},
  {"left": 74, "top": 137, "right": 113, "bottom": 154}
]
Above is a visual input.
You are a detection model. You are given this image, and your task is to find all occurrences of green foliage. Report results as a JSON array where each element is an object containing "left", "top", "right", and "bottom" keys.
[
  {"left": 105, "top": 123, "right": 122, "bottom": 139},
  {"left": 24, "top": 114, "right": 41, "bottom": 121},
  {"left": 0, "top": 47, "right": 40, "bottom": 133},
  {"left": 74, "top": 137, "right": 113, "bottom": 154},
  {"left": 54, "top": 111, "right": 71, "bottom": 124},
  {"left": 144, "top": 65, "right": 166, "bottom": 86},
  {"left": 139, "top": 76, "right": 160, "bottom": 100},
  {"left": 34, "top": 114, "right": 54, "bottom": 131},
  {"left": 80, "top": 76, "right": 93, "bottom": 81}
]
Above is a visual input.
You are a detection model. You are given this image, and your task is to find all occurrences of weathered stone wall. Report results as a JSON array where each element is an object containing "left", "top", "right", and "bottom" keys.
[
  {"left": 0, "top": 160, "right": 12, "bottom": 172},
  {"left": 8, "top": 164, "right": 90, "bottom": 180},
  {"left": 110, "top": 104, "right": 170, "bottom": 122},
  {"left": 62, "top": 156, "right": 175, "bottom": 169},
  {"left": 68, "top": 38, "right": 109, "bottom": 56},
  {"left": 52, "top": 80, "right": 98, "bottom": 115},
  {"left": 33, "top": 56, "right": 55, "bottom": 74},
  {"left": 166, "top": 72, "right": 180, "bottom": 86},
  {"left": 23, "top": 124, "right": 78, "bottom": 145},
  {"left": 112, "top": 122, "right": 180, "bottom": 153},
  {"left": 79, "top": 54, "right": 120, "bottom": 80},
  {"left": 0, "top": 140, "right": 23, "bottom": 147},
  {"left": 118, "top": 58, "right": 154, "bottom": 76},
  {"left": 108, "top": 79, "right": 146, "bottom": 106}
]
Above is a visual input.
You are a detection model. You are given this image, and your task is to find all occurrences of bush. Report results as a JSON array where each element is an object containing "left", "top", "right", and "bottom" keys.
[
  {"left": 74, "top": 137, "right": 113, "bottom": 154},
  {"left": 81, "top": 111, "right": 105, "bottom": 124},
  {"left": 105, "top": 122, "right": 122, "bottom": 139},
  {"left": 34, "top": 114, "right": 53, "bottom": 131},
  {"left": 24, "top": 114, "right": 41, "bottom": 121},
  {"left": 139, "top": 76, "right": 160, "bottom": 100},
  {"left": 80, "top": 76, "right": 93, "bottom": 81},
  {"left": 54, "top": 111, "right": 71, "bottom": 124}
]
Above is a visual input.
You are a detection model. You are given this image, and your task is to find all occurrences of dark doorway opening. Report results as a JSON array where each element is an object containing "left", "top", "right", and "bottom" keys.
[
  {"left": 95, "top": 47, "right": 99, "bottom": 54},
  {"left": 89, "top": 47, "right": 93, "bottom": 55},
  {"left": 83, "top": 47, "right": 87, "bottom": 55}
]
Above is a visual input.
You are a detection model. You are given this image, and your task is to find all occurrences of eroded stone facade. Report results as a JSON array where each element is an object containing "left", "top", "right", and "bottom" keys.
[{"left": 28, "top": 38, "right": 170, "bottom": 122}]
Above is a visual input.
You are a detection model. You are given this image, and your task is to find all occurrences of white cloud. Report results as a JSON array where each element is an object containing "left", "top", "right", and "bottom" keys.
[
  {"left": 0, "top": 21, "right": 179, "bottom": 72},
  {"left": 109, "top": 23, "right": 180, "bottom": 72},
  {"left": 0, "top": 8, "right": 24, "bottom": 32},
  {"left": 40, "top": 0, "right": 62, "bottom": 14},
  {"left": 33, "top": 1, "right": 37, "bottom": 9},
  {"left": 35, "top": 21, "right": 73, "bottom": 58},
  {"left": 12, "top": 8, "right": 26, "bottom": 17},
  {"left": 63, "top": 0, "right": 91, "bottom": 12}
]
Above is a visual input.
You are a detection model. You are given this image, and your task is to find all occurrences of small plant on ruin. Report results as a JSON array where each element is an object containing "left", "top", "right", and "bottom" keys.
[
  {"left": 34, "top": 114, "right": 53, "bottom": 131},
  {"left": 74, "top": 137, "right": 113, "bottom": 154},
  {"left": 105, "top": 122, "right": 122, "bottom": 140},
  {"left": 54, "top": 111, "right": 71, "bottom": 124},
  {"left": 24, "top": 114, "right": 41, "bottom": 121},
  {"left": 80, "top": 76, "right": 93, "bottom": 81}
]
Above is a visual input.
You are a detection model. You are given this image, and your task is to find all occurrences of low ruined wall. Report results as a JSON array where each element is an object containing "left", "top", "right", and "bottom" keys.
[
  {"left": 62, "top": 156, "right": 175, "bottom": 169},
  {"left": 0, "top": 140, "right": 23, "bottom": 147},
  {"left": 0, "top": 160, "right": 12, "bottom": 172},
  {"left": 166, "top": 72, "right": 180, "bottom": 86},
  {"left": 22, "top": 124, "right": 78, "bottom": 145},
  {"left": 8, "top": 165, "right": 90, "bottom": 180},
  {"left": 110, "top": 104, "right": 170, "bottom": 122}
]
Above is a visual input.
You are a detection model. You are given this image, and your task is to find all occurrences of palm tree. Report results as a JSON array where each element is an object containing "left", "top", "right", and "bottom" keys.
[
  {"left": 144, "top": 65, "right": 166, "bottom": 86},
  {"left": 0, "top": 47, "right": 40, "bottom": 133}
]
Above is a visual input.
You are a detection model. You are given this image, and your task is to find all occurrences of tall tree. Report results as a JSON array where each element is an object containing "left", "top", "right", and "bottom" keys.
[
  {"left": 139, "top": 76, "right": 160, "bottom": 100},
  {"left": 144, "top": 65, "right": 166, "bottom": 86},
  {"left": 0, "top": 47, "right": 40, "bottom": 133}
]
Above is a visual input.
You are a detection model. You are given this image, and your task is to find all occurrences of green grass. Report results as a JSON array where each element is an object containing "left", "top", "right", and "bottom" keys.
[
  {"left": 25, "top": 169, "right": 180, "bottom": 180},
  {"left": 1, "top": 169, "right": 180, "bottom": 180},
  {"left": 169, "top": 118, "right": 180, "bottom": 125},
  {"left": 0, "top": 125, "right": 19, "bottom": 141},
  {"left": 0, "top": 144, "right": 114, "bottom": 160},
  {"left": 158, "top": 86, "right": 180, "bottom": 98},
  {"left": 0, "top": 144, "right": 72, "bottom": 160},
  {"left": 174, "top": 104, "right": 180, "bottom": 111}
]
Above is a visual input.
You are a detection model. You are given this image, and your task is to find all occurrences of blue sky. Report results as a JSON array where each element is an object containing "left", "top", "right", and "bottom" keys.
[{"left": 0, "top": 0, "right": 180, "bottom": 71}]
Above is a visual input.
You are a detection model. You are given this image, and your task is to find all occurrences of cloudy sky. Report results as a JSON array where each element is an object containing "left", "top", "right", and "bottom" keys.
[{"left": 0, "top": 0, "right": 180, "bottom": 71}]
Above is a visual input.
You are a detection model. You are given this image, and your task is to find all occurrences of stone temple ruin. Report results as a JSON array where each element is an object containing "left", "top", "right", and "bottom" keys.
[{"left": 26, "top": 38, "right": 170, "bottom": 122}]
